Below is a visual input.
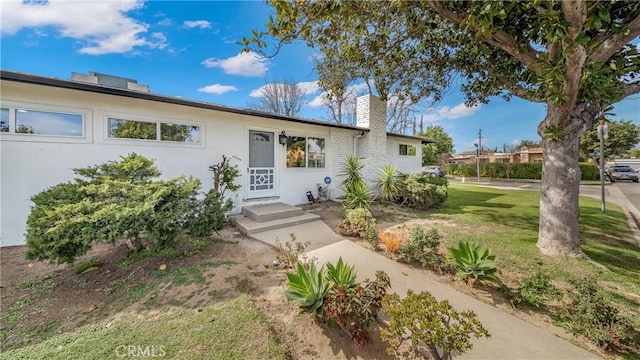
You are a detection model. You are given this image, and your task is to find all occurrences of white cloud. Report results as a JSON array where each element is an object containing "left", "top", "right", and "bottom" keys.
[
  {"left": 201, "top": 51, "right": 268, "bottom": 77},
  {"left": 0, "top": 0, "right": 165, "bottom": 55},
  {"left": 423, "top": 102, "right": 481, "bottom": 122},
  {"left": 197, "top": 84, "right": 238, "bottom": 95},
  {"left": 157, "top": 18, "right": 173, "bottom": 26},
  {"left": 184, "top": 20, "right": 211, "bottom": 29}
]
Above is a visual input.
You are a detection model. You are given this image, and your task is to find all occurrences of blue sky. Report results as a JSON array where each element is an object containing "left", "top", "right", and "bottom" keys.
[{"left": 1, "top": 0, "right": 638, "bottom": 153}]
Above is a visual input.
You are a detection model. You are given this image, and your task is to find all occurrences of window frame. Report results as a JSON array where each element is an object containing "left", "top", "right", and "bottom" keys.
[
  {"left": 0, "top": 100, "right": 91, "bottom": 144},
  {"left": 101, "top": 111, "right": 204, "bottom": 147},
  {"left": 399, "top": 143, "right": 416, "bottom": 157},
  {"left": 285, "top": 134, "right": 326, "bottom": 169}
]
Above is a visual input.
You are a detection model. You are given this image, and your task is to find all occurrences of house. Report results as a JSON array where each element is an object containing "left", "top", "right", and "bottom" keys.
[
  {"left": 0, "top": 70, "right": 430, "bottom": 247},
  {"left": 449, "top": 146, "right": 544, "bottom": 165}
]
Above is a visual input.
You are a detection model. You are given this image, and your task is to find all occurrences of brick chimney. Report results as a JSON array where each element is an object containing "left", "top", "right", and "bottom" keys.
[{"left": 356, "top": 94, "right": 388, "bottom": 181}]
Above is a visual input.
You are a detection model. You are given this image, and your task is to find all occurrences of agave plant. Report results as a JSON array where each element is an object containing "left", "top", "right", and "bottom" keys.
[
  {"left": 375, "top": 164, "right": 401, "bottom": 201},
  {"left": 284, "top": 261, "right": 331, "bottom": 315},
  {"left": 339, "top": 155, "right": 365, "bottom": 194},
  {"left": 326, "top": 257, "right": 357, "bottom": 290},
  {"left": 448, "top": 241, "right": 500, "bottom": 285}
]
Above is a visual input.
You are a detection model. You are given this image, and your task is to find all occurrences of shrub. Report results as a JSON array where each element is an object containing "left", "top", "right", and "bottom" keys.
[
  {"left": 381, "top": 290, "right": 489, "bottom": 360},
  {"left": 378, "top": 228, "right": 406, "bottom": 253},
  {"left": 186, "top": 189, "right": 232, "bottom": 237},
  {"left": 481, "top": 163, "right": 507, "bottom": 178},
  {"left": 511, "top": 163, "right": 542, "bottom": 179},
  {"left": 341, "top": 208, "right": 378, "bottom": 247},
  {"left": 375, "top": 164, "right": 401, "bottom": 201},
  {"left": 343, "top": 181, "right": 372, "bottom": 210},
  {"left": 447, "top": 241, "right": 500, "bottom": 285},
  {"left": 325, "top": 257, "right": 357, "bottom": 289},
  {"left": 457, "top": 164, "right": 477, "bottom": 177},
  {"left": 25, "top": 154, "right": 200, "bottom": 264},
  {"left": 499, "top": 268, "right": 563, "bottom": 308},
  {"left": 579, "top": 162, "right": 599, "bottom": 180},
  {"left": 273, "top": 234, "right": 312, "bottom": 269},
  {"left": 399, "top": 227, "right": 446, "bottom": 272},
  {"left": 554, "top": 277, "right": 636, "bottom": 351},
  {"left": 444, "top": 163, "right": 458, "bottom": 176},
  {"left": 284, "top": 261, "right": 331, "bottom": 316},
  {"left": 339, "top": 156, "right": 371, "bottom": 209},
  {"left": 397, "top": 174, "right": 448, "bottom": 210},
  {"left": 323, "top": 270, "right": 391, "bottom": 346}
]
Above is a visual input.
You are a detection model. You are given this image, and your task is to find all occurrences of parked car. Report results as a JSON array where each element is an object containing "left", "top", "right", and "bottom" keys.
[
  {"left": 609, "top": 166, "right": 639, "bottom": 183},
  {"left": 422, "top": 166, "right": 445, "bottom": 177}
]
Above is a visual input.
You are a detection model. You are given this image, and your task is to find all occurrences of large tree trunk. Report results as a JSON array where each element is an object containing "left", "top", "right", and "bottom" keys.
[{"left": 537, "top": 109, "right": 591, "bottom": 257}]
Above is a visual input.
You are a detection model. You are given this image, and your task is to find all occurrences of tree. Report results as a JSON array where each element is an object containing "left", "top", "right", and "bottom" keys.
[
  {"left": 515, "top": 140, "right": 542, "bottom": 150},
  {"left": 419, "top": 125, "right": 454, "bottom": 165},
  {"left": 580, "top": 119, "right": 640, "bottom": 160},
  {"left": 629, "top": 148, "right": 640, "bottom": 158},
  {"left": 244, "top": 1, "right": 640, "bottom": 256},
  {"left": 247, "top": 77, "right": 305, "bottom": 117}
]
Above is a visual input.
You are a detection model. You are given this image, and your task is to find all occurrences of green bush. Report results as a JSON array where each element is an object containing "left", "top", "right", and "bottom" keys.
[
  {"left": 481, "top": 163, "right": 507, "bottom": 178},
  {"left": 398, "top": 227, "right": 446, "bottom": 272},
  {"left": 511, "top": 163, "right": 542, "bottom": 179},
  {"left": 444, "top": 163, "right": 459, "bottom": 176},
  {"left": 25, "top": 154, "right": 201, "bottom": 264},
  {"left": 186, "top": 189, "right": 233, "bottom": 237},
  {"left": 554, "top": 277, "right": 637, "bottom": 351},
  {"left": 339, "top": 156, "right": 371, "bottom": 210},
  {"left": 447, "top": 241, "right": 500, "bottom": 285},
  {"left": 579, "top": 162, "right": 599, "bottom": 180},
  {"left": 381, "top": 290, "right": 489, "bottom": 360},
  {"left": 499, "top": 268, "right": 563, "bottom": 308},
  {"left": 397, "top": 174, "right": 448, "bottom": 210},
  {"left": 341, "top": 208, "right": 378, "bottom": 247},
  {"left": 457, "top": 164, "right": 477, "bottom": 177},
  {"left": 325, "top": 257, "right": 357, "bottom": 290}
]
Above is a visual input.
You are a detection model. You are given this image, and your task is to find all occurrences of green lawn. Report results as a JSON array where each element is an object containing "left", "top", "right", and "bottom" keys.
[
  {"left": 424, "top": 183, "right": 639, "bottom": 314},
  {"left": 2, "top": 296, "right": 285, "bottom": 360}
]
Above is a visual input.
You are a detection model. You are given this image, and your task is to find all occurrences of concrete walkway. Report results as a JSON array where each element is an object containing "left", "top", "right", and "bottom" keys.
[{"left": 250, "top": 222, "right": 599, "bottom": 359}]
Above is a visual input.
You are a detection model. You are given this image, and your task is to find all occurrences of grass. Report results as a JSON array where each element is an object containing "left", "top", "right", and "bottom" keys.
[
  {"left": 425, "top": 183, "right": 639, "bottom": 317},
  {"left": 2, "top": 295, "right": 286, "bottom": 360}
]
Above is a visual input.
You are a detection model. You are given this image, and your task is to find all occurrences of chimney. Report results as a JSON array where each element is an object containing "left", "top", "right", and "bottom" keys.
[{"left": 356, "top": 94, "right": 388, "bottom": 180}]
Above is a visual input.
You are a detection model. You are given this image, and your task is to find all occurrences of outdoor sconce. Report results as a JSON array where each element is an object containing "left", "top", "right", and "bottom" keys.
[{"left": 279, "top": 131, "right": 288, "bottom": 145}]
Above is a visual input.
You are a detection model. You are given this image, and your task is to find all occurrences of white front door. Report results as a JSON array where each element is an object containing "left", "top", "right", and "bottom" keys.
[{"left": 247, "top": 129, "right": 277, "bottom": 198}]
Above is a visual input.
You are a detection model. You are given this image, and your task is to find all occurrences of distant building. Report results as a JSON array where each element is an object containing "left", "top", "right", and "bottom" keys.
[{"left": 449, "top": 146, "right": 544, "bottom": 165}]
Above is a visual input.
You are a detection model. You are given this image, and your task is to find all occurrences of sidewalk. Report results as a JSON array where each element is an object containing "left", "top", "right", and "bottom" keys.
[{"left": 251, "top": 223, "right": 600, "bottom": 359}]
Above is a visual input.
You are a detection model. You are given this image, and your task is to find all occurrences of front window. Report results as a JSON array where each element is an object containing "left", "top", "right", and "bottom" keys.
[
  {"left": 14, "top": 109, "right": 83, "bottom": 136},
  {"left": 399, "top": 144, "right": 416, "bottom": 156},
  {"left": 286, "top": 135, "right": 326, "bottom": 168},
  {"left": 1, "top": 108, "right": 8, "bottom": 132},
  {"left": 108, "top": 117, "right": 201, "bottom": 143}
]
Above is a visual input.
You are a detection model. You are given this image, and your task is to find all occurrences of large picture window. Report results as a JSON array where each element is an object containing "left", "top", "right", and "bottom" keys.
[
  {"left": 399, "top": 144, "right": 416, "bottom": 156},
  {"left": 286, "top": 136, "right": 325, "bottom": 168},
  {"left": 108, "top": 117, "right": 201, "bottom": 143},
  {"left": 0, "top": 108, "right": 83, "bottom": 137}
]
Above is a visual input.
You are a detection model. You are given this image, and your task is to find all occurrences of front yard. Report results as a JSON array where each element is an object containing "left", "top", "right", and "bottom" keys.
[{"left": 1, "top": 183, "right": 638, "bottom": 359}]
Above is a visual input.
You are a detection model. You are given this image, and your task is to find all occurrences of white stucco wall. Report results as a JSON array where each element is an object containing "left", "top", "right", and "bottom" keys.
[
  {"left": 386, "top": 136, "right": 423, "bottom": 174},
  {"left": 0, "top": 80, "right": 359, "bottom": 246}
]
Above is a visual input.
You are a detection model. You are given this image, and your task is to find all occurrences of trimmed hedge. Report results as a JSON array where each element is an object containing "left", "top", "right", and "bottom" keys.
[
  {"left": 396, "top": 174, "right": 449, "bottom": 210},
  {"left": 579, "top": 162, "right": 599, "bottom": 180},
  {"left": 447, "top": 161, "right": 599, "bottom": 180}
]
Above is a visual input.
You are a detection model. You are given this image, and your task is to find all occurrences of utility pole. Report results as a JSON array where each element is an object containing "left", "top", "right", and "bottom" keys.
[{"left": 478, "top": 128, "right": 482, "bottom": 182}]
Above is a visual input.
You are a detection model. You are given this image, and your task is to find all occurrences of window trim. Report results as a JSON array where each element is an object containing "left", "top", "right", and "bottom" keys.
[
  {"left": 101, "top": 111, "right": 204, "bottom": 147},
  {"left": 284, "top": 133, "right": 326, "bottom": 169},
  {"left": 0, "top": 100, "right": 92, "bottom": 144}
]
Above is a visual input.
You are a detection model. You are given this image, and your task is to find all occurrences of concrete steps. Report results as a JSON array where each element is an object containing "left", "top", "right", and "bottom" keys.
[{"left": 231, "top": 203, "right": 320, "bottom": 235}]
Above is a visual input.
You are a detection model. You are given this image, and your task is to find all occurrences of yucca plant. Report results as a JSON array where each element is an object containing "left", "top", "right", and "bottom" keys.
[
  {"left": 375, "top": 164, "right": 401, "bottom": 201},
  {"left": 343, "top": 180, "right": 372, "bottom": 209},
  {"left": 447, "top": 241, "right": 500, "bottom": 285},
  {"left": 284, "top": 261, "right": 332, "bottom": 315},
  {"left": 326, "top": 257, "right": 357, "bottom": 290},
  {"left": 339, "top": 155, "right": 365, "bottom": 193}
]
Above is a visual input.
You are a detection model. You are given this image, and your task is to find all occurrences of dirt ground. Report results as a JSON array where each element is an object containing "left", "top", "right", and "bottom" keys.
[{"left": 0, "top": 200, "right": 610, "bottom": 359}]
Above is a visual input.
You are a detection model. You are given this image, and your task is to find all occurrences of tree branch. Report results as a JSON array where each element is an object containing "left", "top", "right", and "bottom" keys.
[
  {"left": 503, "top": 82, "right": 545, "bottom": 103},
  {"left": 589, "top": 9, "right": 640, "bottom": 63},
  {"left": 620, "top": 82, "right": 640, "bottom": 100},
  {"left": 426, "top": 1, "right": 542, "bottom": 74}
]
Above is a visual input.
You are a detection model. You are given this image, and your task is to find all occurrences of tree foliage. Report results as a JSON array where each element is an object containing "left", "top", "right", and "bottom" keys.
[
  {"left": 419, "top": 125, "right": 454, "bottom": 165},
  {"left": 580, "top": 119, "right": 640, "bottom": 159},
  {"left": 244, "top": 0, "right": 640, "bottom": 256},
  {"left": 247, "top": 77, "right": 306, "bottom": 117}
]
